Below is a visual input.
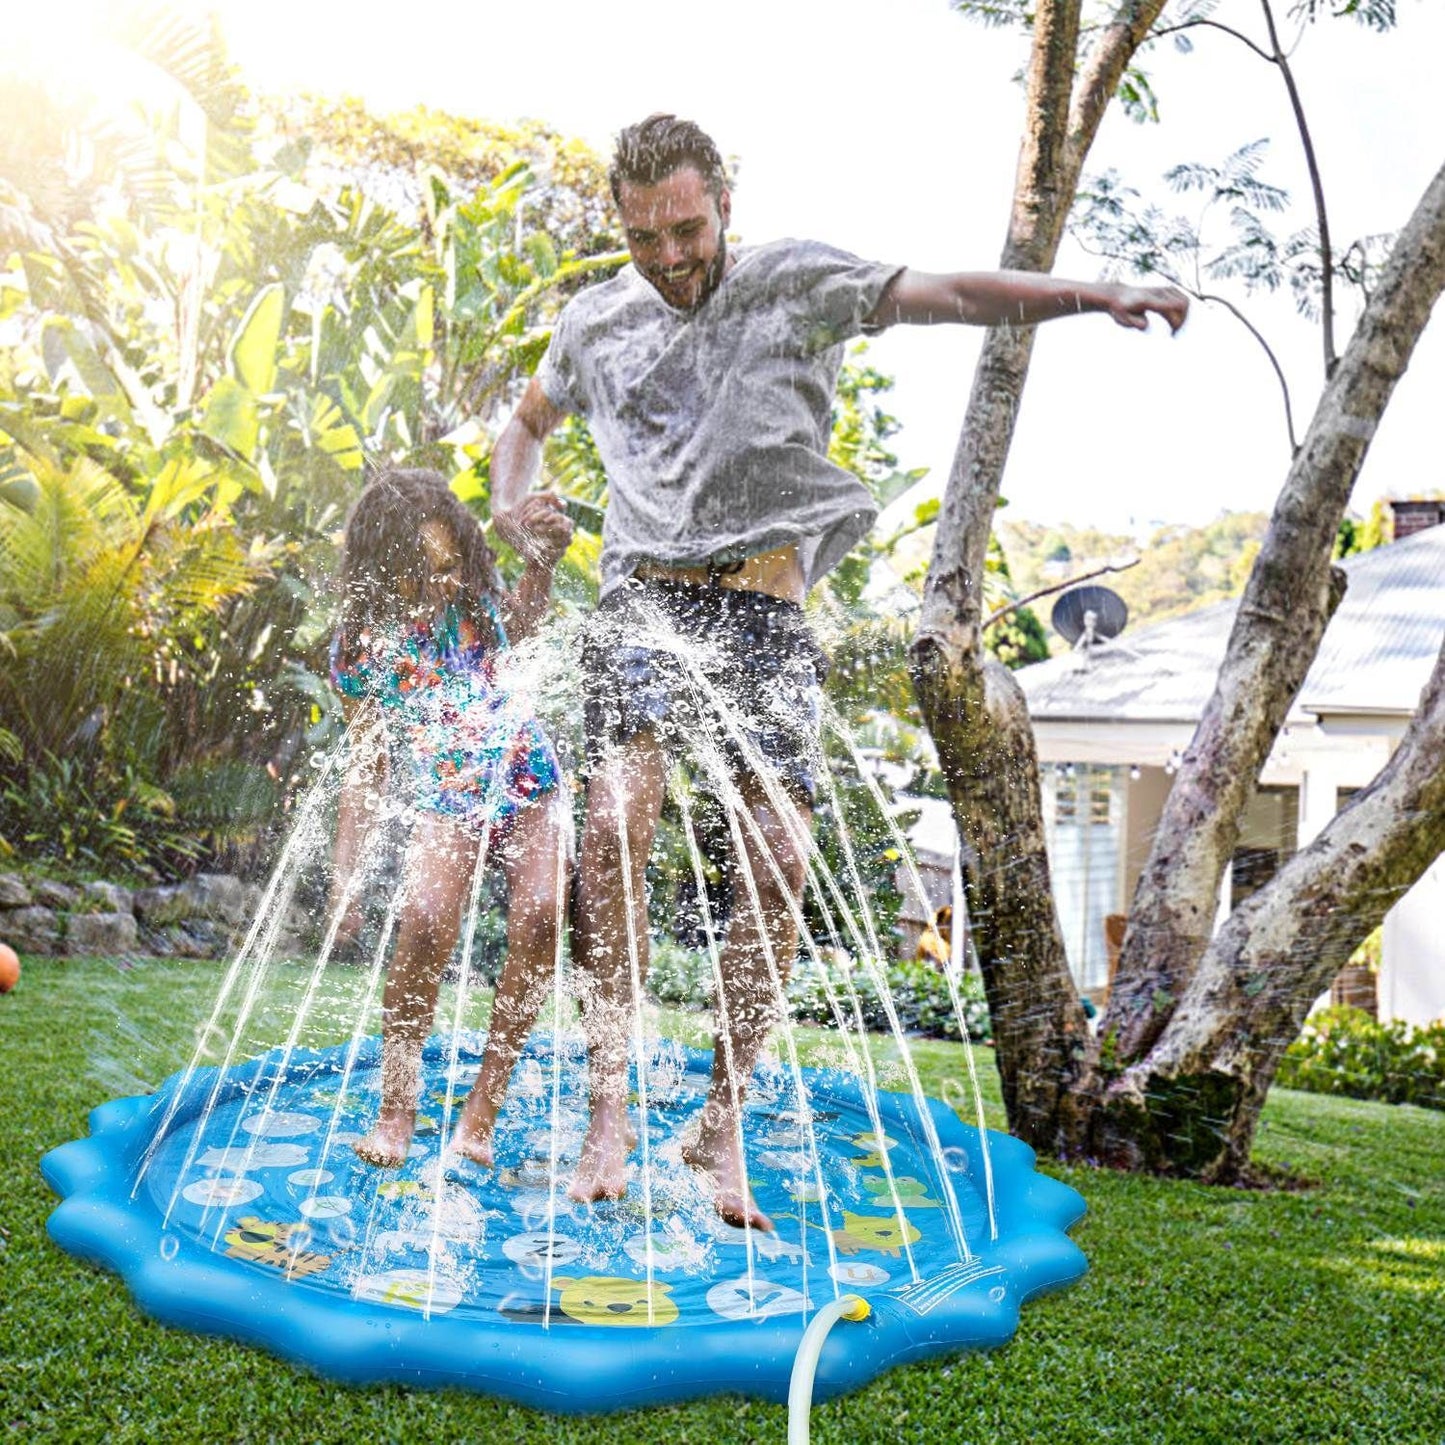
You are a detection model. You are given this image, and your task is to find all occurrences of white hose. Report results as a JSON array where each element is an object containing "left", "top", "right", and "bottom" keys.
[{"left": 787, "top": 1294, "right": 872, "bottom": 1445}]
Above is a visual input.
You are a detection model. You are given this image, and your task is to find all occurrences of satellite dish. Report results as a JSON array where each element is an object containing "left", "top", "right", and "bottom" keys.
[{"left": 1051, "top": 584, "right": 1129, "bottom": 648}]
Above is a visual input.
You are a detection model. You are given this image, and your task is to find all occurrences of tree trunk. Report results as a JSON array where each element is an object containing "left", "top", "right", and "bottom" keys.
[
  {"left": 915, "top": 648, "right": 1095, "bottom": 1142},
  {"left": 914, "top": 0, "right": 1445, "bottom": 1175},
  {"left": 911, "top": 0, "right": 1171, "bottom": 1153},
  {"left": 1106, "top": 157, "right": 1445, "bottom": 1063},
  {"left": 1101, "top": 631, "right": 1445, "bottom": 1179}
]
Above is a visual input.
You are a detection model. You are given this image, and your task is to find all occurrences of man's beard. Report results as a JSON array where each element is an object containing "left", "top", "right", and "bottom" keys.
[
  {"left": 648, "top": 225, "right": 728, "bottom": 311},
  {"left": 691, "top": 228, "right": 728, "bottom": 309}
]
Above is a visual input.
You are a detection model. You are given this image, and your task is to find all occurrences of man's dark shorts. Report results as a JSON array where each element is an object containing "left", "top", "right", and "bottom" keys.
[{"left": 582, "top": 578, "right": 830, "bottom": 805}]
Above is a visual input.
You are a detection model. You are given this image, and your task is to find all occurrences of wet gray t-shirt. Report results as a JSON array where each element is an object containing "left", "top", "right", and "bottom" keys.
[{"left": 536, "top": 238, "right": 904, "bottom": 597}]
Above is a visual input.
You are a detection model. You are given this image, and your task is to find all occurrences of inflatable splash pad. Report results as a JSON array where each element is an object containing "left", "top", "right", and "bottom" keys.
[{"left": 43, "top": 1036, "right": 1086, "bottom": 1410}]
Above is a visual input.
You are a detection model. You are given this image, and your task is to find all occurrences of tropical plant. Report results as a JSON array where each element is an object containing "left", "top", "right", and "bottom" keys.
[
  {"left": 0, "top": 444, "right": 272, "bottom": 871},
  {"left": 1, "top": 10, "right": 642, "bottom": 873}
]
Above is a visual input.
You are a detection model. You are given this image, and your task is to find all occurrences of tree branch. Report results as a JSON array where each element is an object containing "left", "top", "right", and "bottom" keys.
[
  {"left": 1149, "top": 18, "right": 1275, "bottom": 63},
  {"left": 1196, "top": 290, "right": 1300, "bottom": 454},
  {"left": 984, "top": 556, "right": 1139, "bottom": 630},
  {"left": 1066, "top": 0, "right": 1174, "bottom": 183},
  {"left": 1106, "top": 155, "right": 1445, "bottom": 1062},
  {"left": 1259, "top": 0, "right": 1338, "bottom": 376}
]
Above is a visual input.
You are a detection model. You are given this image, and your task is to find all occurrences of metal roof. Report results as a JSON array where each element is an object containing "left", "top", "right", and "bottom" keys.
[{"left": 1019, "top": 525, "right": 1445, "bottom": 724}]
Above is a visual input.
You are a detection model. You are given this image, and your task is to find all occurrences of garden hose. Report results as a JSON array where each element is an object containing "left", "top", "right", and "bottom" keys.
[{"left": 787, "top": 1293, "right": 872, "bottom": 1444}]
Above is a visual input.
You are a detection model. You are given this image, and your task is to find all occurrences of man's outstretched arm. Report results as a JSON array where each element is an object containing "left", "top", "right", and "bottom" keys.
[
  {"left": 867, "top": 269, "right": 1189, "bottom": 333},
  {"left": 491, "top": 377, "right": 573, "bottom": 562}
]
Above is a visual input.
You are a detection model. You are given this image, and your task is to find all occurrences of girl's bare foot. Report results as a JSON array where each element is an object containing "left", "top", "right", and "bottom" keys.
[
  {"left": 568, "top": 1098, "right": 632, "bottom": 1204},
  {"left": 683, "top": 1126, "right": 773, "bottom": 1233},
  {"left": 354, "top": 1109, "right": 414, "bottom": 1168}
]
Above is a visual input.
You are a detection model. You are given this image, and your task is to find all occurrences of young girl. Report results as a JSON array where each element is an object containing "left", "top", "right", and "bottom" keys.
[{"left": 328, "top": 467, "right": 574, "bottom": 1169}]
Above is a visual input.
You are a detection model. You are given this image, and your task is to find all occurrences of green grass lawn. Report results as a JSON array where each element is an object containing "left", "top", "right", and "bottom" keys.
[{"left": 3, "top": 956, "right": 1443, "bottom": 1443}]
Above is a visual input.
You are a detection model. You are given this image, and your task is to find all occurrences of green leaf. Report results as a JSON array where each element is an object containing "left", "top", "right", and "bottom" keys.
[
  {"left": 873, "top": 466, "right": 929, "bottom": 510},
  {"left": 40, "top": 320, "right": 122, "bottom": 402},
  {"left": 229, "top": 283, "right": 285, "bottom": 396},
  {"left": 309, "top": 395, "right": 364, "bottom": 470},
  {"left": 413, "top": 283, "right": 435, "bottom": 350},
  {"left": 146, "top": 456, "right": 218, "bottom": 523},
  {"left": 0, "top": 477, "right": 40, "bottom": 514},
  {"left": 199, "top": 375, "right": 260, "bottom": 461}
]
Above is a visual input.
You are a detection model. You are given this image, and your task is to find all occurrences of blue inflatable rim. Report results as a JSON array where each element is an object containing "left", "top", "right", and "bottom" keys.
[{"left": 41, "top": 1037, "right": 1087, "bottom": 1412}]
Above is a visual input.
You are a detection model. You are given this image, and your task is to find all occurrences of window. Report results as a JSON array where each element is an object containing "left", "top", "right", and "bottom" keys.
[{"left": 1052, "top": 771, "right": 1113, "bottom": 828}]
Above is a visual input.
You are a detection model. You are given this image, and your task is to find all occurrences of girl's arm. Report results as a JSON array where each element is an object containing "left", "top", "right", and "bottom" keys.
[{"left": 500, "top": 554, "right": 559, "bottom": 644}]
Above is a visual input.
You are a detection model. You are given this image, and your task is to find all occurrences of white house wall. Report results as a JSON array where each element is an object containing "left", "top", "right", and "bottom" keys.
[
  {"left": 1122, "top": 766, "right": 1171, "bottom": 909},
  {"left": 1042, "top": 765, "right": 1125, "bottom": 995},
  {"left": 1379, "top": 858, "right": 1445, "bottom": 1026},
  {"left": 1027, "top": 714, "right": 1438, "bottom": 1025}
]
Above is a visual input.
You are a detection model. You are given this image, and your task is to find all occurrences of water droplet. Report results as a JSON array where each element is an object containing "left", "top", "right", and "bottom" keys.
[
  {"left": 159, "top": 1234, "right": 180, "bottom": 1262},
  {"left": 942, "top": 1147, "right": 971, "bottom": 1174}
]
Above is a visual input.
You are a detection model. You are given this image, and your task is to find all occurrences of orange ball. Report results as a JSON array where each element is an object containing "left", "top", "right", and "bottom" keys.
[{"left": 0, "top": 942, "right": 19, "bottom": 994}]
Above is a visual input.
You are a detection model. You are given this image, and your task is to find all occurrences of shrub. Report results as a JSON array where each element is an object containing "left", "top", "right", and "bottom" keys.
[
  {"left": 789, "top": 954, "right": 992, "bottom": 1044},
  {"left": 1277, "top": 1005, "right": 1445, "bottom": 1111},
  {"left": 648, "top": 937, "right": 718, "bottom": 1006},
  {"left": 0, "top": 754, "right": 204, "bottom": 877},
  {"left": 647, "top": 939, "right": 992, "bottom": 1044}
]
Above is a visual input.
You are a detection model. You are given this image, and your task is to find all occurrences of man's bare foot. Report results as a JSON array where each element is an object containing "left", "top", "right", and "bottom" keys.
[
  {"left": 447, "top": 1125, "right": 495, "bottom": 1170},
  {"left": 568, "top": 1098, "right": 632, "bottom": 1205},
  {"left": 354, "top": 1110, "right": 414, "bottom": 1168},
  {"left": 684, "top": 1128, "right": 773, "bottom": 1232}
]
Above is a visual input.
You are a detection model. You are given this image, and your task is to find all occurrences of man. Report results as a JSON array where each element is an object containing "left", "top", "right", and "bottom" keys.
[{"left": 492, "top": 114, "right": 1187, "bottom": 1230}]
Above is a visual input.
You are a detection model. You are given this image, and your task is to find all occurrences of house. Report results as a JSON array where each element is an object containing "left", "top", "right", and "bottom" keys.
[
  {"left": 1014, "top": 520, "right": 1445, "bottom": 1027},
  {"left": 894, "top": 794, "right": 958, "bottom": 962}
]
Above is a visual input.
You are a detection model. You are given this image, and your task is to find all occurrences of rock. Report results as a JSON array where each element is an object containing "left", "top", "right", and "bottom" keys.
[
  {"left": 6, "top": 906, "right": 60, "bottom": 955},
  {"left": 31, "top": 879, "right": 81, "bottom": 911},
  {"left": 284, "top": 900, "right": 315, "bottom": 938},
  {"left": 170, "top": 924, "right": 216, "bottom": 959},
  {"left": 270, "top": 931, "right": 307, "bottom": 961},
  {"left": 177, "top": 873, "right": 249, "bottom": 926},
  {"left": 0, "top": 873, "right": 32, "bottom": 908},
  {"left": 135, "top": 874, "right": 250, "bottom": 928},
  {"left": 181, "top": 919, "right": 227, "bottom": 956},
  {"left": 139, "top": 927, "right": 174, "bottom": 958},
  {"left": 82, "top": 881, "right": 133, "bottom": 915},
  {"left": 132, "top": 885, "right": 188, "bottom": 926},
  {"left": 66, "top": 912, "right": 139, "bottom": 955}
]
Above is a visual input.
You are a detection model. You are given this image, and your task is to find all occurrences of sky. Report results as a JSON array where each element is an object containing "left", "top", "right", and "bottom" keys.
[{"left": 17, "top": 0, "right": 1445, "bottom": 533}]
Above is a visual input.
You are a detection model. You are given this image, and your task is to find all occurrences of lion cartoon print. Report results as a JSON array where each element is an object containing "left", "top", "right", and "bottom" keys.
[{"left": 549, "top": 1275, "right": 680, "bottom": 1326}]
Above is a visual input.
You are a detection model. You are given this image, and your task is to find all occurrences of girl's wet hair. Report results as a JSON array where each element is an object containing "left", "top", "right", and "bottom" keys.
[{"left": 336, "top": 467, "right": 504, "bottom": 651}]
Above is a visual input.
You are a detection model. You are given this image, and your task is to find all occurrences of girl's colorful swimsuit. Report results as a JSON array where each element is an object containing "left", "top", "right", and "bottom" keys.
[{"left": 330, "top": 601, "right": 561, "bottom": 835}]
